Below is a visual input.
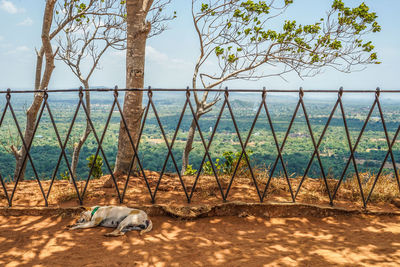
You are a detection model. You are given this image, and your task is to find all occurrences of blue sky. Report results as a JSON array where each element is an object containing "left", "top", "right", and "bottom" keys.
[{"left": 0, "top": 0, "right": 399, "bottom": 90}]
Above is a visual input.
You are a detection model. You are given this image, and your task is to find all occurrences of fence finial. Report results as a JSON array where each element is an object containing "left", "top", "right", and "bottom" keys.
[
  {"left": 114, "top": 85, "right": 118, "bottom": 97},
  {"left": 148, "top": 86, "right": 152, "bottom": 97},
  {"left": 376, "top": 87, "right": 381, "bottom": 98},
  {"left": 299, "top": 87, "right": 304, "bottom": 98},
  {"left": 224, "top": 86, "right": 229, "bottom": 97},
  {"left": 338, "top": 87, "right": 344, "bottom": 97},
  {"left": 78, "top": 86, "right": 83, "bottom": 98},
  {"left": 262, "top": 86, "right": 267, "bottom": 98},
  {"left": 186, "top": 86, "right": 190, "bottom": 97}
]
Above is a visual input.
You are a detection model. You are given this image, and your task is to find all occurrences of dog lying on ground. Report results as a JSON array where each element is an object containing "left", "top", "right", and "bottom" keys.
[{"left": 68, "top": 206, "right": 152, "bottom": 237}]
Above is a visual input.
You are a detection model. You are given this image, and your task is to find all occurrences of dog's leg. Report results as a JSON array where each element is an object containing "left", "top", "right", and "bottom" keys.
[
  {"left": 104, "top": 229, "right": 125, "bottom": 237},
  {"left": 104, "top": 216, "right": 132, "bottom": 237},
  {"left": 140, "top": 219, "right": 152, "bottom": 235},
  {"left": 70, "top": 218, "right": 102, "bottom": 230}
]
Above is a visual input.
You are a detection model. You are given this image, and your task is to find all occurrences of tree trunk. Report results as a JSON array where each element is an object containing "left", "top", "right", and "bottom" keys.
[
  {"left": 181, "top": 90, "right": 211, "bottom": 174},
  {"left": 13, "top": 95, "right": 44, "bottom": 181},
  {"left": 70, "top": 81, "right": 91, "bottom": 182},
  {"left": 114, "top": 0, "right": 152, "bottom": 175},
  {"left": 13, "top": 0, "right": 57, "bottom": 182},
  {"left": 181, "top": 118, "right": 199, "bottom": 175}
]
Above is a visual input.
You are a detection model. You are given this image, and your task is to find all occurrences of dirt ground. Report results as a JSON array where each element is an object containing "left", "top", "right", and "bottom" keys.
[
  {"left": 2, "top": 172, "right": 399, "bottom": 266},
  {"left": 2, "top": 173, "right": 400, "bottom": 213},
  {"left": 1, "top": 214, "right": 400, "bottom": 266}
]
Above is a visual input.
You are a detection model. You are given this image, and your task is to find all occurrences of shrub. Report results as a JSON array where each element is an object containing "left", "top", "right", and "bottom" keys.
[
  {"left": 87, "top": 154, "right": 103, "bottom": 179},
  {"left": 59, "top": 170, "right": 69, "bottom": 181},
  {"left": 203, "top": 160, "right": 213, "bottom": 175},
  {"left": 202, "top": 150, "right": 254, "bottom": 176},
  {"left": 184, "top": 164, "right": 197, "bottom": 176}
]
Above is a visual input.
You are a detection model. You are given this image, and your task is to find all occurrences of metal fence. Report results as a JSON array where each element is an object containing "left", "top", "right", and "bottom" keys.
[{"left": 1, "top": 87, "right": 400, "bottom": 208}]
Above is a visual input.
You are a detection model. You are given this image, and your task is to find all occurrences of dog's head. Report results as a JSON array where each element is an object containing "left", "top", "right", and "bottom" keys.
[{"left": 76, "top": 208, "right": 92, "bottom": 223}]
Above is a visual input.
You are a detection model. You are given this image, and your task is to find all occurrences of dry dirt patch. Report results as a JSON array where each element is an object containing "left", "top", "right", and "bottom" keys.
[
  {"left": 2, "top": 172, "right": 399, "bottom": 214},
  {"left": 0, "top": 214, "right": 400, "bottom": 266}
]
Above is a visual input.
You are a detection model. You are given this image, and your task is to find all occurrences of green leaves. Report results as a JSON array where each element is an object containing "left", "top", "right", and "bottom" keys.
[
  {"left": 227, "top": 54, "right": 238, "bottom": 63},
  {"left": 370, "top": 52, "right": 380, "bottom": 64},
  {"left": 283, "top": 20, "right": 296, "bottom": 32},
  {"left": 329, "top": 40, "right": 342, "bottom": 50},
  {"left": 87, "top": 154, "right": 103, "bottom": 179},
  {"left": 215, "top": 46, "right": 224, "bottom": 56},
  {"left": 202, "top": 150, "right": 254, "bottom": 176},
  {"left": 76, "top": 2, "right": 87, "bottom": 13},
  {"left": 284, "top": 0, "right": 294, "bottom": 5},
  {"left": 303, "top": 23, "right": 321, "bottom": 34},
  {"left": 332, "top": 0, "right": 345, "bottom": 10},
  {"left": 201, "top": 3, "right": 209, "bottom": 12},
  {"left": 333, "top": 0, "right": 380, "bottom": 34},
  {"left": 372, "top": 21, "right": 381, "bottom": 33},
  {"left": 330, "top": 0, "right": 381, "bottom": 63},
  {"left": 215, "top": 47, "right": 238, "bottom": 64},
  {"left": 240, "top": 0, "right": 270, "bottom": 15},
  {"left": 362, "top": 41, "right": 374, "bottom": 52},
  {"left": 184, "top": 165, "right": 197, "bottom": 176},
  {"left": 199, "top": 0, "right": 381, "bottom": 78}
]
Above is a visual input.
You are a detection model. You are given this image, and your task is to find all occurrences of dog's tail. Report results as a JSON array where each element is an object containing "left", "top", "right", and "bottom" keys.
[{"left": 140, "top": 219, "right": 152, "bottom": 235}]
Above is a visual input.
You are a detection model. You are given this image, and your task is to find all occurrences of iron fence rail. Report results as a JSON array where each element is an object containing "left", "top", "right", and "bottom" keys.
[
  {"left": 0, "top": 87, "right": 399, "bottom": 208},
  {"left": 2, "top": 88, "right": 400, "bottom": 93}
]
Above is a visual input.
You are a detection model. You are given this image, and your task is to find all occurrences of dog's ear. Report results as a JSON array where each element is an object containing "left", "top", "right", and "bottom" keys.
[{"left": 83, "top": 206, "right": 91, "bottom": 211}]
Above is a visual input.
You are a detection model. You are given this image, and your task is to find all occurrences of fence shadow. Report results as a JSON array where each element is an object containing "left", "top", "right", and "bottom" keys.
[{"left": 0, "top": 214, "right": 399, "bottom": 266}]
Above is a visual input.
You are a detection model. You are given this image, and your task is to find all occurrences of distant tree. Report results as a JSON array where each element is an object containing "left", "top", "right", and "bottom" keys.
[{"left": 181, "top": 0, "right": 381, "bottom": 174}]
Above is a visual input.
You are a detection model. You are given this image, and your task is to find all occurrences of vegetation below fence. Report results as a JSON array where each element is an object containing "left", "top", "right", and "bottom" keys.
[{"left": 1, "top": 169, "right": 399, "bottom": 211}]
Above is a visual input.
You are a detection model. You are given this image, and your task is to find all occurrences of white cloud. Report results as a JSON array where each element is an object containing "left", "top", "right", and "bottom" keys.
[
  {"left": 0, "top": 0, "right": 24, "bottom": 14},
  {"left": 15, "top": 46, "right": 29, "bottom": 52},
  {"left": 0, "top": 35, "right": 3, "bottom": 41},
  {"left": 18, "top": 17, "right": 33, "bottom": 26},
  {"left": 112, "top": 46, "right": 191, "bottom": 68},
  {"left": 146, "top": 45, "right": 191, "bottom": 69},
  {"left": 112, "top": 50, "right": 125, "bottom": 57},
  {"left": 146, "top": 45, "right": 169, "bottom": 62},
  {"left": 4, "top": 45, "right": 30, "bottom": 55}
]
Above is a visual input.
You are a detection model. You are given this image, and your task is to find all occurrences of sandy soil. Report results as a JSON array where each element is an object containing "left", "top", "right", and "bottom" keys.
[
  {"left": 2, "top": 172, "right": 399, "bottom": 213},
  {"left": 1, "top": 214, "right": 400, "bottom": 266}
]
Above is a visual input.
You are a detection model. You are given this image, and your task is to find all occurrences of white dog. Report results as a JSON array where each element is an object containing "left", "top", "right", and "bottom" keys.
[{"left": 69, "top": 206, "right": 153, "bottom": 237}]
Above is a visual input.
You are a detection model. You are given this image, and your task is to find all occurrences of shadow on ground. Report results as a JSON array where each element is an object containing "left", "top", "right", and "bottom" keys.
[{"left": 0, "top": 214, "right": 399, "bottom": 266}]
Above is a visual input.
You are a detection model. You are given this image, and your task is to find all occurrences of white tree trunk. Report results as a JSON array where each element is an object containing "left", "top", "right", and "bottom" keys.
[
  {"left": 70, "top": 81, "right": 91, "bottom": 182},
  {"left": 181, "top": 118, "right": 198, "bottom": 175},
  {"left": 13, "top": 0, "right": 57, "bottom": 181}
]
